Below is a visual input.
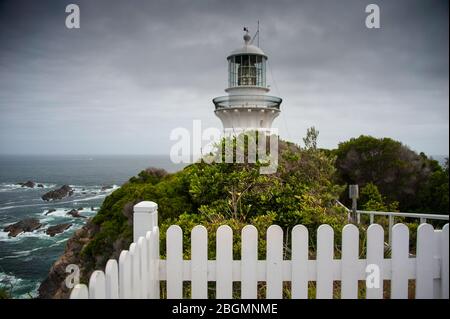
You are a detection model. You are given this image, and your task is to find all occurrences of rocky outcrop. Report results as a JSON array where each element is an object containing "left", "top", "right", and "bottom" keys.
[
  {"left": 3, "top": 218, "right": 42, "bottom": 237},
  {"left": 66, "top": 209, "right": 86, "bottom": 218},
  {"left": 19, "top": 181, "right": 35, "bottom": 188},
  {"left": 101, "top": 185, "right": 113, "bottom": 191},
  {"left": 45, "top": 209, "right": 56, "bottom": 215},
  {"left": 38, "top": 222, "right": 99, "bottom": 299},
  {"left": 46, "top": 223, "right": 72, "bottom": 237},
  {"left": 42, "top": 185, "right": 73, "bottom": 201},
  {"left": 38, "top": 203, "right": 133, "bottom": 299}
]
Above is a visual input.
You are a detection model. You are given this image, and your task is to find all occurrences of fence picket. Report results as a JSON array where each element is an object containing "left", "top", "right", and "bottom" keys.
[
  {"left": 433, "top": 230, "right": 442, "bottom": 298},
  {"left": 151, "top": 227, "right": 160, "bottom": 298},
  {"left": 105, "top": 259, "right": 119, "bottom": 299},
  {"left": 129, "top": 243, "right": 141, "bottom": 299},
  {"left": 70, "top": 284, "right": 89, "bottom": 299},
  {"left": 89, "top": 270, "right": 106, "bottom": 299},
  {"left": 366, "top": 224, "right": 384, "bottom": 299},
  {"left": 167, "top": 225, "right": 183, "bottom": 298},
  {"left": 146, "top": 229, "right": 159, "bottom": 299},
  {"left": 241, "top": 225, "right": 258, "bottom": 299},
  {"left": 316, "top": 224, "right": 334, "bottom": 299},
  {"left": 291, "top": 225, "right": 308, "bottom": 299},
  {"left": 416, "top": 223, "right": 434, "bottom": 298},
  {"left": 216, "top": 225, "right": 233, "bottom": 299},
  {"left": 267, "top": 225, "right": 283, "bottom": 299},
  {"left": 145, "top": 231, "right": 152, "bottom": 299},
  {"left": 391, "top": 223, "right": 409, "bottom": 299},
  {"left": 341, "top": 224, "right": 359, "bottom": 299},
  {"left": 138, "top": 236, "right": 148, "bottom": 299},
  {"left": 191, "top": 225, "right": 208, "bottom": 299},
  {"left": 119, "top": 250, "right": 131, "bottom": 298},
  {"left": 441, "top": 224, "right": 449, "bottom": 299}
]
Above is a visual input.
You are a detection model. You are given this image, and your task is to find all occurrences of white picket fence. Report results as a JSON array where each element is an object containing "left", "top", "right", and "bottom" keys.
[{"left": 70, "top": 201, "right": 449, "bottom": 299}]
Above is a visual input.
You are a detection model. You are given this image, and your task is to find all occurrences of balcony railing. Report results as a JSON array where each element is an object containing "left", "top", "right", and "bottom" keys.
[{"left": 213, "top": 95, "right": 282, "bottom": 110}]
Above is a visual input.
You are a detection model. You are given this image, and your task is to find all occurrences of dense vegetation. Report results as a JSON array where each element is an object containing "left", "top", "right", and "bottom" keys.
[
  {"left": 39, "top": 129, "right": 448, "bottom": 298},
  {"left": 80, "top": 130, "right": 347, "bottom": 273},
  {"left": 0, "top": 287, "right": 11, "bottom": 299},
  {"left": 334, "top": 135, "right": 449, "bottom": 214}
]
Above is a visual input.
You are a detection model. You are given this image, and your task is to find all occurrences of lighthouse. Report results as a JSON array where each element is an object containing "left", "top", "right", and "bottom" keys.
[{"left": 213, "top": 29, "right": 282, "bottom": 135}]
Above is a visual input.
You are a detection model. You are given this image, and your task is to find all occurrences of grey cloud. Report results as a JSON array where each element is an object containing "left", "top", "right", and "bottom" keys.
[{"left": 0, "top": 0, "right": 448, "bottom": 155}]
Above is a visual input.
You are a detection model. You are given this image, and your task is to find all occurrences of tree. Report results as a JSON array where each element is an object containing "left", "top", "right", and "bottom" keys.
[
  {"left": 416, "top": 158, "right": 449, "bottom": 213},
  {"left": 359, "top": 182, "right": 398, "bottom": 212},
  {"left": 334, "top": 135, "right": 439, "bottom": 212},
  {"left": 303, "top": 126, "right": 319, "bottom": 150}
]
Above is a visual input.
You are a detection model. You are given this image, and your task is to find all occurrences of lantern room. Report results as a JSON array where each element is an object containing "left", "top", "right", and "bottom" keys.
[{"left": 227, "top": 32, "right": 267, "bottom": 89}]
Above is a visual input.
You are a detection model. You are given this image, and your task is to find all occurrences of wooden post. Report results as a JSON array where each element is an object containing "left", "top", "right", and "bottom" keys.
[
  {"left": 388, "top": 215, "right": 394, "bottom": 246},
  {"left": 349, "top": 185, "right": 359, "bottom": 224},
  {"left": 133, "top": 201, "right": 158, "bottom": 243}
]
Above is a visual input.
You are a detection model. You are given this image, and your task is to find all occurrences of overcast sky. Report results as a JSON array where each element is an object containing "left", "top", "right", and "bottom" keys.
[{"left": 0, "top": 0, "right": 448, "bottom": 156}]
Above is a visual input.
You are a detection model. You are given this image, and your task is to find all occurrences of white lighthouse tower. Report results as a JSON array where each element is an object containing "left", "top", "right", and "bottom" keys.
[{"left": 213, "top": 29, "right": 282, "bottom": 135}]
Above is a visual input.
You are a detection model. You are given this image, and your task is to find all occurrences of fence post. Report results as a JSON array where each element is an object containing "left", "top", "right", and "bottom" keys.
[
  {"left": 133, "top": 201, "right": 158, "bottom": 243},
  {"left": 349, "top": 185, "right": 359, "bottom": 224},
  {"left": 388, "top": 215, "right": 394, "bottom": 246}
]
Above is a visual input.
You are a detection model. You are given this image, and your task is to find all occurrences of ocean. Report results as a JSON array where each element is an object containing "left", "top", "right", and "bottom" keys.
[{"left": 0, "top": 155, "right": 184, "bottom": 298}]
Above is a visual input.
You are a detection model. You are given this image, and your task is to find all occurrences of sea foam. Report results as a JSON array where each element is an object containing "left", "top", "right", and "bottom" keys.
[{"left": 0, "top": 182, "right": 56, "bottom": 193}]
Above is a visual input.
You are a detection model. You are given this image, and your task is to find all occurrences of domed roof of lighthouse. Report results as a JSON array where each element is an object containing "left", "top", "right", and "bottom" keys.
[{"left": 227, "top": 30, "right": 267, "bottom": 59}]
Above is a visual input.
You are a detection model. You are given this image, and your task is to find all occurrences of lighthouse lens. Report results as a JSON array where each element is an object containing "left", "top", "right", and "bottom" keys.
[{"left": 228, "top": 54, "right": 266, "bottom": 88}]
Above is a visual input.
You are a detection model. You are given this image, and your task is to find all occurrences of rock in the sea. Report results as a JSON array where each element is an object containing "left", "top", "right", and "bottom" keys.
[
  {"left": 66, "top": 209, "right": 86, "bottom": 218},
  {"left": 37, "top": 184, "right": 44, "bottom": 188},
  {"left": 3, "top": 218, "right": 42, "bottom": 237},
  {"left": 101, "top": 185, "right": 113, "bottom": 191},
  {"left": 45, "top": 209, "right": 56, "bottom": 216},
  {"left": 20, "top": 181, "right": 35, "bottom": 188},
  {"left": 46, "top": 223, "right": 72, "bottom": 237},
  {"left": 38, "top": 222, "right": 101, "bottom": 299},
  {"left": 41, "top": 185, "right": 73, "bottom": 201}
]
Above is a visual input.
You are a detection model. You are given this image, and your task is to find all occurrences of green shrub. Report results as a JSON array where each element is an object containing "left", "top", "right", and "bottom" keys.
[{"left": 79, "top": 129, "right": 347, "bottom": 278}]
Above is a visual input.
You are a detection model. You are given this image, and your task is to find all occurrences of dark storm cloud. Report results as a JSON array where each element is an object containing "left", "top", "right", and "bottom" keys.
[{"left": 0, "top": 0, "right": 448, "bottom": 155}]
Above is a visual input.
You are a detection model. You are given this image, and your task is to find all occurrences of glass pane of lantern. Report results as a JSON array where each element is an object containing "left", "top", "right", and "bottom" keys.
[
  {"left": 228, "top": 59, "right": 231, "bottom": 87},
  {"left": 262, "top": 59, "right": 266, "bottom": 87}
]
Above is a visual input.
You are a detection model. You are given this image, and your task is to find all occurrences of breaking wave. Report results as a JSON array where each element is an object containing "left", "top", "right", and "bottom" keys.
[
  {"left": 0, "top": 184, "right": 119, "bottom": 211},
  {"left": 0, "top": 183, "right": 56, "bottom": 193},
  {"left": 0, "top": 272, "right": 40, "bottom": 299}
]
